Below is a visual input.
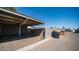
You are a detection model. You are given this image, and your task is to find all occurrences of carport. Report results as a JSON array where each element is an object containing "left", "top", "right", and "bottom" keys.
[{"left": 0, "top": 8, "right": 44, "bottom": 42}]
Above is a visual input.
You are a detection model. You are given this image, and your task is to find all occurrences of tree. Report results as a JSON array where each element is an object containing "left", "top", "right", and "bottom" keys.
[
  {"left": 65, "top": 27, "right": 72, "bottom": 32},
  {"left": 62, "top": 27, "right": 65, "bottom": 30},
  {"left": 0, "top": 7, "right": 16, "bottom": 12},
  {"left": 75, "top": 28, "right": 79, "bottom": 33}
]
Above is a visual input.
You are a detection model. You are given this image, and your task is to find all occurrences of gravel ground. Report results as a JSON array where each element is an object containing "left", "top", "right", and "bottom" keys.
[{"left": 27, "top": 32, "right": 79, "bottom": 51}]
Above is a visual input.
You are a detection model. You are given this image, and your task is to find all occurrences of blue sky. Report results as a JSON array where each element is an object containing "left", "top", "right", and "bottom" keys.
[{"left": 16, "top": 7, "right": 79, "bottom": 29}]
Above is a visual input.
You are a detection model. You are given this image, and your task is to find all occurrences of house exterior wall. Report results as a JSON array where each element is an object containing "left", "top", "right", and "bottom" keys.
[
  {"left": 1, "top": 24, "right": 45, "bottom": 37},
  {"left": 1, "top": 24, "right": 31, "bottom": 35},
  {"left": 2, "top": 24, "right": 19, "bottom": 35},
  {"left": 21, "top": 26, "right": 30, "bottom": 35},
  {"left": 0, "top": 24, "right": 2, "bottom": 39},
  {"left": 0, "top": 24, "right": 45, "bottom": 43},
  {"left": 0, "top": 24, "right": 3, "bottom": 40},
  {"left": 0, "top": 24, "right": 30, "bottom": 42},
  {"left": 0, "top": 24, "right": 1, "bottom": 35}
]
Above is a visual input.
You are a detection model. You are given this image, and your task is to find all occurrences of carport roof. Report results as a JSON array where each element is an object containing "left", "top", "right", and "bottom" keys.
[{"left": 0, "top": 8, "right": 44, "bottom": 26}]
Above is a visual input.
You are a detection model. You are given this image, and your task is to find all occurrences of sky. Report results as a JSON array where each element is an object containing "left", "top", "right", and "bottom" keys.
[{"left": 16, "top": 7, "right": 79, "bottom": 29}]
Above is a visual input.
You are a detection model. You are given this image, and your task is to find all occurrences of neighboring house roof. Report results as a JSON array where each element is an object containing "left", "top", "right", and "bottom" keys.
[{"left": 0, "top": 8, "right": 44, "bottom": 26}]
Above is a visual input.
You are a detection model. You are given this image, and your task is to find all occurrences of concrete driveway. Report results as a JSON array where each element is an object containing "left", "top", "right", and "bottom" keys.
[
  {"left": 0, "top": 36, "right": 42, "bottom": 51},
  {"left": 18, "top": 32, "right": 79, "bottom": 51}
]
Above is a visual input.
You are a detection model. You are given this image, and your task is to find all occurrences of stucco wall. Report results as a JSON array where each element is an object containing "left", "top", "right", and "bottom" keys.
[{"left": 45, "top": 28, "right": 52, "bottom": 39}]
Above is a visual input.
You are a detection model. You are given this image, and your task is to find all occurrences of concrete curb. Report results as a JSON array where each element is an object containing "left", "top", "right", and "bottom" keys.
[{"left": 16, "top": 39, "right": 49, "bottom": 51}]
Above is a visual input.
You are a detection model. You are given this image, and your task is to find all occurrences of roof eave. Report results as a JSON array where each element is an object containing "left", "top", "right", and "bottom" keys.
[{"left": 0, "top": 8, "right": 44, "bottom": 24}]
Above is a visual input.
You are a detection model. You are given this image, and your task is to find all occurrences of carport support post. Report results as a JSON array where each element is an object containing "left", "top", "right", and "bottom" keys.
[{"left": 18, "top": 19, "right": 28, "bottom": 37}]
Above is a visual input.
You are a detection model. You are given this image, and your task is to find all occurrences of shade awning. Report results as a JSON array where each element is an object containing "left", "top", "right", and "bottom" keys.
[{"left": 0, "top": 8, "right": 44, "bottom": 26}]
